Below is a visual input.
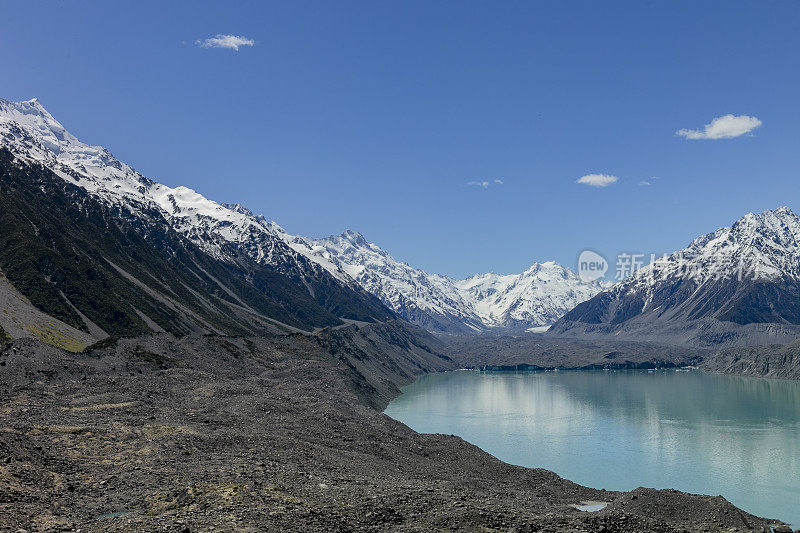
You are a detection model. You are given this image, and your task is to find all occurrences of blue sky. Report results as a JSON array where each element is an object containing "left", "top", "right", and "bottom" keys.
[{"left": 1, "top": 1, "right": 798, "bottom": 278}]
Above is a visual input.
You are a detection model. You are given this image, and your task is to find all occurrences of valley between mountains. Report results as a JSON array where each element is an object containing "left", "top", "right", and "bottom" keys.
[
  {"left": 2, "top": 97, "right": 800, "bottom": 531},
  {"left": 0, "top": 97, "right": 607, "bottom": 342}
]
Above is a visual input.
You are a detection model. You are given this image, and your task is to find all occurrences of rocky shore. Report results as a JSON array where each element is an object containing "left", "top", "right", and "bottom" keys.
[
  {"left": 0, "top": 323, "right": 791, "bottom": 531},
  {"left": 701, "top": 338, "right": 800, "bottom": 380}
]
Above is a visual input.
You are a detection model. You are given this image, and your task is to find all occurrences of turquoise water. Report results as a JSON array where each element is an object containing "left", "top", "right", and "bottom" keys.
[{"left": 384, "top": 369, "right": 800, "bottom": 525}]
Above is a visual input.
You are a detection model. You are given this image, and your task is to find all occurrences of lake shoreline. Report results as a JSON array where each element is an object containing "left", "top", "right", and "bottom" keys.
[
  {"left": 386, "top": 365, "right": 800, "bottom": 529},
  {"left": 0, "top": 327, "right": 792, "bottom": 532}
]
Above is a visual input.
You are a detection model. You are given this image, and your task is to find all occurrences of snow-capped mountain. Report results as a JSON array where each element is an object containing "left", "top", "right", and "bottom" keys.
[
  {"left": 0, "top": 98, "right": 313, "bottom": 273},
  {"left": 292, "top": 230, "right": 608, "bottom": 332},
  {"left": 454, "top": 262, "right": 608, "bottom": 330},
  {"left": 0, "top": 97, "right": 392, "bottom": 325},
  {"left": 551, "top": 207, "right": 800, "bottom": 346},
  {"left": 290, "top": 230, "right": 484, "bottom": 333},
  {"left": 0, "top": 97, "right": 603, "bottom": 334}
]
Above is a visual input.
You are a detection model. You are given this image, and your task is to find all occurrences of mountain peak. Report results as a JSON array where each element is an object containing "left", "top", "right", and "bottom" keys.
[
  {"left": 616, "top": 204, "right": 800, "bottom": 296},
  {"left": 744, "top": 205, "right": 797, "bottom": 221},
  {"left": 554, "top": 205, "right": 800, "bottom": 345},
  {"left": 0, "top": 97, "right": 82, "bottom": 159},
  {"left": 21, "top": 97, "right": 43, "bottom": 108},
  {"left": 731, "top": 205, "right": 799, "bottom": 232},
  {"left": 340, "top": 229, "right": 368, "bottom": 246},
  {"left": 1, "top": 97, "right": 53, "bottom": 120},
  {"left": 764, "top": 205, "right": 799, "bottom": 224}
]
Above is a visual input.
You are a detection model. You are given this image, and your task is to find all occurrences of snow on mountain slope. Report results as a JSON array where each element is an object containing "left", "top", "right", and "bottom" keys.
[
  {"left": 305, "top": 231, "right": 608, "bottom": 332},
  {"left": 552, "top": 207, "right": 800, "bottom": 346},
  {"left": 0, "top": 97, "right": 603, "bottom": 333},
  {"left": 592, "top": 206, "right": 800, "bottom": 310},
  {"left": 0, "top": 97, "right": 359, "bottom": 291},
  {"left": 676, "top": 206, "right": 800, "bottom": 281},
  {"left": 455, "top": 262, "right": 608, "bottom": 329},
  {"left": 301, "top": 231, "right": 485, "bottom": 333}
]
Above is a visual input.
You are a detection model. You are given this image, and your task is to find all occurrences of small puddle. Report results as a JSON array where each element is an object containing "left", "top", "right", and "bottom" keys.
[
  {"left": 571, "top": 502, "right": 609, "bottom": 512},
  {"left": 96, "top": 511, "right": 130, "bottom": 519}
]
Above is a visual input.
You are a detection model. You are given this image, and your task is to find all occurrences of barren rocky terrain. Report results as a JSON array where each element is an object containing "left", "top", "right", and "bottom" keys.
[
  {"left": 441, "top": 333, "right": 707, "bottom": 370},
  {"left": 701, "top": 337, "right": 800, "bottom": 380},
  {"left": 0, "top": 322, "right": 791, "bottom": 532}
]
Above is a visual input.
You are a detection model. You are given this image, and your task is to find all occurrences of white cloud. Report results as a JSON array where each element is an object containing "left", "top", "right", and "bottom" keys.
[
  {"left": 676, "top": 114, "right": 762, "bottom": 140},
  {"left": 639, "top": 180, "right": 651, "bottom": 186},
  {"left": 195, "top": 34, "right": 255, "bottom": 51},
  {"left": 467, "top": 179, "right": 504, "bottom": 189},
  {"left": 576, "top": 174, "right": 618, "bottom": 187}
]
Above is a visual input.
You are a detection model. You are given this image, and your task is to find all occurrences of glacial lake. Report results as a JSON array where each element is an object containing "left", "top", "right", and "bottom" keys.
[{"left": 384, "top": 369, "right": 800, "bottom": 526}]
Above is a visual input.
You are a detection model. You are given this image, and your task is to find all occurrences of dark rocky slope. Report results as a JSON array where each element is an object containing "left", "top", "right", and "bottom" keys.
[
  {"left": 0, "top": 149, "right": 393, "bottom": 344},
  {"left": 702, "top": 337, "right": 800, "bottom": 380}
]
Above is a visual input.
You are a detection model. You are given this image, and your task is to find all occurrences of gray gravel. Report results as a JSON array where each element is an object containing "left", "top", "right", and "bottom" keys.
[{"left": 0, "top": 323, "right": 790, "bottom": 532}]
